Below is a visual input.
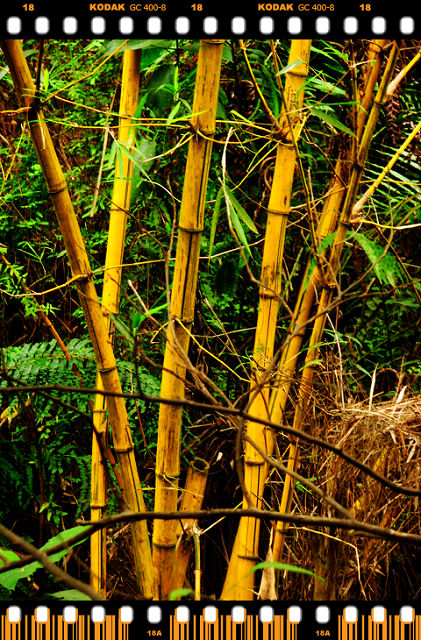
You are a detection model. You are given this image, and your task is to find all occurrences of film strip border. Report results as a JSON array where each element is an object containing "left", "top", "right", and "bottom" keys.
[
  {"left": 0, "top": 8, "right": 417, "bottom": 38},
  {"left": 1, "top": 604, "right": 420, "bottom": 640}
]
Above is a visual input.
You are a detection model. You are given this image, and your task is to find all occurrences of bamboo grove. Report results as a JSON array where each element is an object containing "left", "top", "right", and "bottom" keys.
[{"left": 0, "top": 38, "right": 420, "bottom": 601}]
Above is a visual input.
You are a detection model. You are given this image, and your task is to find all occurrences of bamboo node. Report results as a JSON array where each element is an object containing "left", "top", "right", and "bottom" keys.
[
  {"left": 47, "top": 183, "right": 68, "bottom": 196},
  {"left": 188, "top": 121, "right": 216, "bottom": 138},
  {"left": 171, "top": 315, "right": 194, "bottom": 327},
  {"left": 97, "top": 364, "right": 118, "bottom": 374},
  {"left": 244, "top": 459, "right": 266, "bottom": 467},
  {"left": 177, "top": 225, "right": 204, "bottom": 234},
  {"left": 152, "top": 541, "right": 177, "bottom": 549},
  {"left": 265, "top": 207, "right": 290, "bottom": 217},
  {"left": 156, "top": 471, "right": 181, "bottom": 481},
  {"left": 77, "top": 271, "right": 94, "bottom": 283},
  {"left": 339, "top": 217, "right": 353, "bottom": 229},
  {"left": 259, "top": 290, "right": 277, "bottom": 300},
  {"left": 374, "top": 96, "right": 387, "bottom": 106},
  {"left": 113, "top": 445, "right": 135, "bottom": 453}
]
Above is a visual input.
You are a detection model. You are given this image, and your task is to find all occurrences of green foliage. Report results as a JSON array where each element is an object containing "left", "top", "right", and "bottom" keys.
[
  {"left": 353, "top": 232, "right": 405, "bottom": 287},
  {"left": 50, "top": 589, "right": 91, "bottom": 600},
  {"left": 169, "top": 587, "right": 194, "bottom": 601},
  {"left": 0, "top": 335, "right": 160, "bottom": 529},
  {"left": 0, "top": 526, "right": 90, "bottom": 591},
  {"left": 251, "top": 560, "right": 325, "bottom": 582},
  {"left": 309, "top": 106, "right": 354, "bottom": 137}
]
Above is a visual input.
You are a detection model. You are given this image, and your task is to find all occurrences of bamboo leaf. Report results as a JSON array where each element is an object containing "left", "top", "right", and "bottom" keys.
[
  {"left": 116, "top": 139, "right": 157, "bottom": 178},
  {"left": 134, "top": 138, "right": 158, "bottom": 173},
  {"left": 0, "top": 549, "right": 21, "bottom": 590},
  {"left": 115, "top": 143, "right": 124, "bottom": 180},
  {"left": 169, "top": 588, "right": 194, "bottom": 601},
  {"left": 50, "top": 589, "right": 92, "bottom": 600},
  {"left": 104, "top": 39, "right": 175, "bottom": 57},
  {"left": 229, "top": 109, "right": 254, "bottom": 126},
  {"left": 310, "top": 107, "right": 354, "bottom": 136},
  {"left": 229, "top": 203, "right": 251, "bottom": 256},
  {"left": 209, "top": 186, "right": 223, "bottom": 257},
  {"left": 0, "top": 526, "right": 90, "bottom": 591},
  {"left": 307, "top": 75, "right": 347, "bottom": 95},
  {"left": 252, "top": 561, "right": 325, "bottom": 582},
  {"left": 299, "top": 359, "right": 323, "bottom": 371},
  {"left": 277, "top": 59, "right": 303, "bottom": 76},
  {"left": 225, "top": 186, "right": 258, "bottom": 233},
  {"left": 166, "top": 101, "right": 181, "bottom": 124},
  {"left": 226, "top": 560, "right": 326, "bottom": 594},
  {"left": 109, "top": 313, "right": 134, "bottom": 345},
  {"left": 107, "top": 140, "right": 117, "bottom": 170},
  {"left": 132, "top": 303, "right": 167, "bottom": 334},
  {"left": 353, "top": 232, "right": 405, "bottom": 286},
  {"left": 39, "top": 526, "right": 90, "bottom": 564}
]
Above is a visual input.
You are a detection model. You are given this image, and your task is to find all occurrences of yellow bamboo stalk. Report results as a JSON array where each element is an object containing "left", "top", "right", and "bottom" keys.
[
  {"left": 352, "top": 118, "right": 421, "bottom": 219},
  {"left": 220, "top": 39, "right": 312, "bottom": 601},
  {"left": 90, "top": 49, "right": 141, "bottom": 597},
  {"left": 152, "top": 39, "right": 224, "bottom": 599},
  {"left": 269, "top": 38, "right": 388, "bottom": 459},
  {"left": 268, "top": 164, "right": 347, "bottom": 426},
  {"left": 357, "top": 40, "right": 388, "bottom": 139},
  {"left": 221, "top": 39, "right": 387, "bottom": 601},
  {"left": 271, "top": 41, "right": 399, "bottom": 566},
  {"left": 252, "top": 42, "right": 388, "bottom": 591},
  {"left": 1, "top": 39, "right": 154, "bottom": 599},
  {"left": 174, "top": 458, "right": 209, "bottom": 591},
  {"left": 386, "top": 47, "right": 421, "bottom": 99},
  {"left": 193, "top": 532, "right": 201, "bottom": 600}
]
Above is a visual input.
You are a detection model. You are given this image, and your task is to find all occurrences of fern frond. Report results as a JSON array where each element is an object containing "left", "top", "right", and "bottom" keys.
[{"left": 353, "top": 232, "right": 405, "bottom": 286}]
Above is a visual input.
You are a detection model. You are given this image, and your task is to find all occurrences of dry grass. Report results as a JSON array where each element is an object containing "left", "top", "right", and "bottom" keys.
[{"left": 275, "top": 356, "right": 421, "bottom": 600}]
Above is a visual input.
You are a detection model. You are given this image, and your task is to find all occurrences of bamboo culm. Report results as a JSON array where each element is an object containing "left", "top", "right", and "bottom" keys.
[
  {"left": 1, "top": 39, "right": 155, "bottom": 599},
  {"left": 152, "top": 39, "right": 224, "bottom": 599}
]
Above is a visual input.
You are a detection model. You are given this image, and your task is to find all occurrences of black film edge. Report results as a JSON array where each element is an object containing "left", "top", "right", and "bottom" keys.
[
  {"left": 0, "top": 2, "right": 417, "bottom": 38},
  {"left": 1, "top": 602, "right": 420, "bottom": 640}
]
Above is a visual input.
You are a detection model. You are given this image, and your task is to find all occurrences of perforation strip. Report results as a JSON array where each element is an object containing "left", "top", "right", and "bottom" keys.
[
  {"left": 1, "top": 605, "right": 420, "bottom": 640},
  {"left": 0, "top": 12, "right": 417, "bottom": 37}
]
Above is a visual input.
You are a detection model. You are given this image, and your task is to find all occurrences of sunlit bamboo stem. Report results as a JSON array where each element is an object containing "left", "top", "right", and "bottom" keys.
[
  {"left": 152, "top": 39, "right": 224, "bottom": 599},
  {"left": 352, "top": 118, "right": 421, "bottom": 219},
  {"left": 1, "top": 39, "right": 154, "bottom": 599},
  {"left": 271, "top": 41, "right": 399, "bottom": 567},
  {"left": 270, "top": 39, "right": 388, "bottom": 449},
  {"left": 221, "top": 39, "right": 312, "bottom": 601},
  {"left": 174, "top": 458, "right": 209, "bottom": 591},
  {"left": 90, "top": 49, "right": 141, "bottom": 598}
]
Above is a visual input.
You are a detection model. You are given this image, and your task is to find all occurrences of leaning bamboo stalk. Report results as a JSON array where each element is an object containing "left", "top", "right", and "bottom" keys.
[
  {"left": 90, "top": 49, "right": 141, "bottom": 597},
  {"left": 256, "top": 41, "right": 388, "bottom": 585},
  {"left": 152, "top": 39, "right": 224, "bottom": 599},
  {"left": 352, "top": 118, "right": 421, "bottom": 220},
  {"left": 221, "top": 39, "right": 312, "bottom": 601},
  {"left": 174, "top": 458, "right": 209, "bottom": 591},
  {"left": 271, "top": 41, "right": 399, "bottom": 566},
  {"left": 268, "top": 162, "right": 348, "bottom": 426},
  {"left": 269, "top": 38, "right": 388, "bottom": 443},
  {"left": 223, "top": 39, "right": 387, "bottom": 601},
  {"left": 1, "top": 39, "right": 154, "bottom": 599},
  {"left": 356, "top": 40, "right": 388, "bottom": 139}
]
